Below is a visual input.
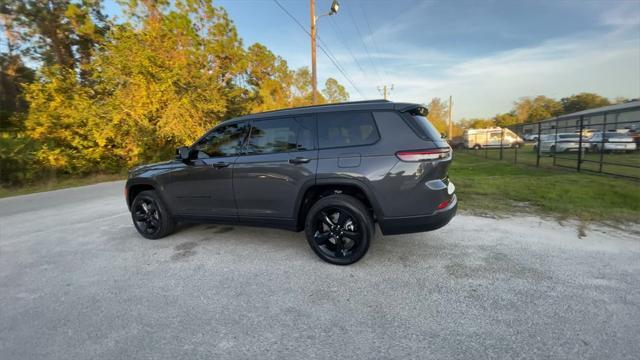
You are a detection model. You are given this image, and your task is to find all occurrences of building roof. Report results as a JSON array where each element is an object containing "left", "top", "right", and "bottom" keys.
[
  {"left": 554, "top": 100, "right": 640, "bottom": 120},
  {"left": 232, "top": 99, "right": 422, "bottom": 121}
]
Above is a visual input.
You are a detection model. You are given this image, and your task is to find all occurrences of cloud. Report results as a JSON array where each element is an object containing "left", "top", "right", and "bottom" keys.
[{"left": 317, "top": 3, "right": 640, "bottom": 120}]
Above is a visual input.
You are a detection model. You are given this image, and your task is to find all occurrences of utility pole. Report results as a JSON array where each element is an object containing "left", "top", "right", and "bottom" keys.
[
  {"left": 377, "top": 84, "right": 394, "bottom": 100},
  {"left": 310, "top": 0, "right": 317, "bottom": 104},
  {"left": 310, "top": 1, "right": 340, "bottom": 104},
  {"left": 448, "top": 95, "right": 453, "bottom": 138}
]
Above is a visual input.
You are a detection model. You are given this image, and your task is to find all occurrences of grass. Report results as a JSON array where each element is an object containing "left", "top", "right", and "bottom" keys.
[
  {"left": 467, "top": 143, "right": 640, "bottom": 178},
  {"left": 0, "top": 173, "right": 126, "bottom": 199},
  {"left": 449, "top": 151, "right": 640, "bottom": 223}
]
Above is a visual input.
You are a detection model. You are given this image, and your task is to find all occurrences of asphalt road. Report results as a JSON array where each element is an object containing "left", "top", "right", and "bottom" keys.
[{"left": 1, "top": 181, "right": 639, "bottom": 359}]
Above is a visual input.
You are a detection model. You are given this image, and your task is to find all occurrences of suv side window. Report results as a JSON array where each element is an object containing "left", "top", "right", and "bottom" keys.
[
  {"left": 247, "top": 118, "right": 298, "bottom": 154},
  {"left": 317, "top": 111, "right": 379, "bottom": 149},
  {"left": 192, "top": 122, "right": 247, "bottom": 158},
  {"left": 295, "top": 115, "right": 316, "bottom": 151}
]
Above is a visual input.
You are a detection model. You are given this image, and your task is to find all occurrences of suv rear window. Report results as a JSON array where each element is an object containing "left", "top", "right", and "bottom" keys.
[
  {"left": 317, "top": 112, "right": 379, "bottom": 149},
  {"left": 410, "top": 115, "right": 443, "bottom": 141}
]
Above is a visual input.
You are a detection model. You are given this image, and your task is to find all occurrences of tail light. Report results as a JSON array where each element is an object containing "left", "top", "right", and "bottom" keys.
[
  {"left": 395, "top": 148, "right": 451, "bottom": 162},
  {"left": 437, "top": 199, "right": 451, "bottom": 209}
]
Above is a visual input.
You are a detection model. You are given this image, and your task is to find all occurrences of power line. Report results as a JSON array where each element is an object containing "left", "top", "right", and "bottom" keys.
[
  {"left": 272, "top": 0, "right": 367, "bottom": 100},
  {"left": 359, "top": 1, "right": 389, "bottom": 80},
  {"left": 343, "top": 0, "right": 381, "bottom": 82},
  {"left": 328, "top": 16, "right": 367, "bottom": 78}
]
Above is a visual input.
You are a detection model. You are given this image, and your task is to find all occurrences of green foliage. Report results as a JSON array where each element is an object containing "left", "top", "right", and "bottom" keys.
[
  {"left": 322, "top": 78, "right": 349, "bottom": 103},
  {"left": 514, "top": 95, "right": 563, "bottom": 123},
  {"left": 560, "top": 92, "right": 610, "bottom": 114},
  {"left": 1, "top": 0, "right": 350, "bottom": 185}
]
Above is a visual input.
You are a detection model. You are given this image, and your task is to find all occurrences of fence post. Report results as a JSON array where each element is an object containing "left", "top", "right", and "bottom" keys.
[
  {"left": 577, "top": 115, "right": 584, "bottom": 172},
  {"left": 499, "top": 128, "right": 504, "bottom": 160},
  {"left": 485, "top": 131, "right": 488, "bottom": 159},
  {"left": 536, "top": 122, "right": 541, "bottom": 167},
  {"left": 599, "top": 113, "right": 607, "bottom": 173},
  {"left": 553, "top": 118, "right": 559, "bottom": 166}
]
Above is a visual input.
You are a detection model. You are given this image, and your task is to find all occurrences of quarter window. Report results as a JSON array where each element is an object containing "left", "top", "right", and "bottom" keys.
[{"left": 317, "top": 112, "right": 379, "bottom": 148}]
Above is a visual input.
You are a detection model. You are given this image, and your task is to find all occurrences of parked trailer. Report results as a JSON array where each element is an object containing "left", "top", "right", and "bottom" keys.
[{"left": 464, "top": 127, "right": 524, "bottom": 149}]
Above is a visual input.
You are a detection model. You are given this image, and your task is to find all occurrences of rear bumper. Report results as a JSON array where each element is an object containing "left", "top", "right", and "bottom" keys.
[{"left": 378, "top": 194, "right": 457, "bottom": 235}]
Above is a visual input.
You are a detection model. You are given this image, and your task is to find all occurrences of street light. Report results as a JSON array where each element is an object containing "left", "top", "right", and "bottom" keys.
[{"left": 311, "top": 0, "right": 340, "bottom": 104}]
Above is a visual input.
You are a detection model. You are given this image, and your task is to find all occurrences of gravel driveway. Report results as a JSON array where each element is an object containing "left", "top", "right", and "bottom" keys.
[{"left": 1, "top": 181, "right": 639, "bottom": 359}]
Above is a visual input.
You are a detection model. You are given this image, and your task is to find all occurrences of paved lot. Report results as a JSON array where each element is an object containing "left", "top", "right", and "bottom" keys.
[{"left": 1, "top": 181, "right": 639, "bottom": 359}]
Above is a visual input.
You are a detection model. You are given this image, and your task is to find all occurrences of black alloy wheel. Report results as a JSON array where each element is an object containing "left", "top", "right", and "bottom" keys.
[
  {"left": 305, "top": 195, "right": 373, "bottom": 265},
  {"left": 131, "top": 190, "right": 175, "bottom": 239}
]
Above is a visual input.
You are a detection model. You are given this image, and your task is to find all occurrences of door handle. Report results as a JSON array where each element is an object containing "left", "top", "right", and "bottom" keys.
[
  {"left": 212, "top": 161, "right": 230, "bottom": 168},
  {"left": 289, "top": 157, "right": 311, "bottom": 164}
]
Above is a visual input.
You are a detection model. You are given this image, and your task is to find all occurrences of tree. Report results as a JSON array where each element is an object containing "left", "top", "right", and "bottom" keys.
[
  {"left": 459, "top": 118, "right": 495, "bottom": 129},
  {"left": 2, "top": 0, "right": 109, "bottom": 81},
  {"left": 0, "top": 53, "right": 34, "bottom": 129},
  {"left": 513, "top": 96, "right": 562, "bottom": 123},
  {"left": 245, "top": 43, "right": 292, "bottom": 112},
  {"left": 493, "top": 112, "right": 518, "bottom": 127},
  {"left": 322, "top": 78, "right": 349, "bottom": 103},
  {"left": 426, "top": 98, "right": 449, "bottom": 133},
  {"left": 560, "top": 93, "right": 610, "bottom": 114}
]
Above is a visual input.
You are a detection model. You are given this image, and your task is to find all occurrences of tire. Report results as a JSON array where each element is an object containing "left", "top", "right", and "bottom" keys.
[
  {"left": 131, "top": 190, "right": 176, "bottom": 239},
  {"left": 550, "top": 145, "right": 556, "bottom": 154},
  {"left": 473, "top": 144, "right": 481, "bottom": 150},
  {"left": 304, "top": 194, "right": 374, "bottom": 265}
]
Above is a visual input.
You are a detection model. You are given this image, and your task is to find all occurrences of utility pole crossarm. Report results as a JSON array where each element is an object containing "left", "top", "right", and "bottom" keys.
[{"left": 377, "top": 84, "right": 394, "bottom": 100}]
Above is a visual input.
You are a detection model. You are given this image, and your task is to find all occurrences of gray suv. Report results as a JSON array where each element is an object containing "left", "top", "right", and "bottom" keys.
[{"left": 125, "top": 100, "right": 457, "bottom": 265}]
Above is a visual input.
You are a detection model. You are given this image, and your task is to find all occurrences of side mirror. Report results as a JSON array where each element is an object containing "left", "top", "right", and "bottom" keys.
[{"left": 177, "top": 146, "right": 192, "bottom": 161}]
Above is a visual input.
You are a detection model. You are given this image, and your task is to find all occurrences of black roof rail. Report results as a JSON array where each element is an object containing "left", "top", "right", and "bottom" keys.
[{"left": 245, "top": 99, "right": 391, "bottom": 116}]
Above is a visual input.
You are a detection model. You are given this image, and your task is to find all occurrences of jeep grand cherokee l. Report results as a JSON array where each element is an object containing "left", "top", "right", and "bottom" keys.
[{"left": 126, "top": 100, "right": 457, "bottom": 265}]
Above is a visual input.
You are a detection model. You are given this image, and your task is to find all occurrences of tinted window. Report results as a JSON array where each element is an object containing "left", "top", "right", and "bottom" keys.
[
  {"left": 193, "top": 122, "right": 247, "bottom": 158},
  {"left": 318, "top": 112, "right": 379, "bottom": 148},
  {"left": 295, "top": 116, "right": 316, "bottom": 151},
  {"left": 413, "top": 115, "right": 443, "bottom": 141},
  {"left": 247, "top": 118, "right": 298, "bottom": 154}
]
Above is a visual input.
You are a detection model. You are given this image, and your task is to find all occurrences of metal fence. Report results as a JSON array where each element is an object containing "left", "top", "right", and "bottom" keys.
[{"left": 457, "top": 106, "right": 640, "bottom": 180}]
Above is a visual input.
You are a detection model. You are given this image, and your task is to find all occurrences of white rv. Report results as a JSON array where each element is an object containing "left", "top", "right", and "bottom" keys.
[{"left": 464, "top": 127, "right": 524, "bottom": 149}]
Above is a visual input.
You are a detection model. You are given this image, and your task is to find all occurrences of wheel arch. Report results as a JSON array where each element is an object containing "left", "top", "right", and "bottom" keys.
[
  {"left": 294, "top": 178, "right": 382, "bottom": 231},
  {"left": 126, "top": 179, "right": 162, "bottom": 210}
]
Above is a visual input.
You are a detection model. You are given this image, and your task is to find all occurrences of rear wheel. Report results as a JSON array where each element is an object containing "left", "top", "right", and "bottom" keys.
[
  {"left": 473, "top": 144, "right": 481, "bottom": 150},
  {"left": 131, "top": 190, "right": 176, "bottom": 239},
  {"left": 304, "top": 195, "right": 374, "bottom": 265}
]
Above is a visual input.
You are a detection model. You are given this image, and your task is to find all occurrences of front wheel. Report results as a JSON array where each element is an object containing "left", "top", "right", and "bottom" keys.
[
  {"left": 131, "top": 190, "right": 176, "bottom": 239},
  {"left": 304, "top": 194, "right": 374, "bottom": 265}
]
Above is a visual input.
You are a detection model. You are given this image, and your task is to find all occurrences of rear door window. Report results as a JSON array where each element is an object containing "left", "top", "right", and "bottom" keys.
[
  {"left": 295, "top": 115, "right": 316, "bottom": 151},
  {"left": 317, "top": 112, "right": 379, "bottom": 149},
  {"left": 247, "top": 118, "right": 298, "bottom": 154}
]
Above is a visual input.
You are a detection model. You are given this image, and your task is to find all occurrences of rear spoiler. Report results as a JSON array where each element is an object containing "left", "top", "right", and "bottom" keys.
[{"left": 396, "top": 104, "right": 428, "bottom": 117}]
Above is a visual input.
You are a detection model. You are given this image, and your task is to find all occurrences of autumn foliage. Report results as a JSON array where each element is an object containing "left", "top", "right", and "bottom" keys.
[{"left": 0, "top": 0, "right": 349, "bottom": 185}]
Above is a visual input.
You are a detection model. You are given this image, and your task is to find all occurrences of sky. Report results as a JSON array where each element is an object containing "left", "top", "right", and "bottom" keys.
[{"left": 108, "top": 0, "right": 640, "bottom": 120}]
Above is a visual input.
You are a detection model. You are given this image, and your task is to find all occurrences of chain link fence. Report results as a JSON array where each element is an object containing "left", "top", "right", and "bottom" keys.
[{"left": 454, "top": 104, "right": 640, "bottom": 180}]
